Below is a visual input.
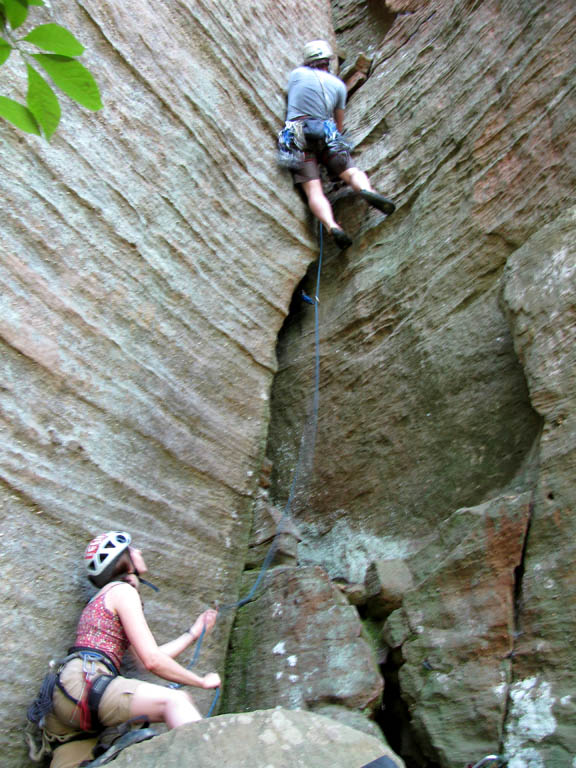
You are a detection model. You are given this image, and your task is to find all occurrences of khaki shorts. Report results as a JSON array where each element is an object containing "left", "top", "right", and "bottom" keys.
[
  {"left": 45, "top": 658, "right": 143, "bottom": 738},
  {"left": 49, "top": 737, "right": 98, "bottom": 768}
]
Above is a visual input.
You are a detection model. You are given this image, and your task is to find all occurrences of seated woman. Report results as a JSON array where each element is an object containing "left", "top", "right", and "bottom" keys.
[{"left": 36, "top": 531, "right": 220, "bottom": 768}]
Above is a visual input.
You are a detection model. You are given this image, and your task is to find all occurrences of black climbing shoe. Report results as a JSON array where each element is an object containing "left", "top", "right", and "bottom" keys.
[
  {"left": 330, "top": 227, "right": 353, "bottom": 250},
  {"left": 79, "top": 727, "right": 157, "bottom": 766},
  {"left": 359, "top": 190, "right": 396, "bottom": 216}
]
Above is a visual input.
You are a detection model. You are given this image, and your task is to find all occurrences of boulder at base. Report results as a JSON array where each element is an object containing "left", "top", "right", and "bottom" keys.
[{"left": 109, "top": 708, "right": 405, "bottom": 768}]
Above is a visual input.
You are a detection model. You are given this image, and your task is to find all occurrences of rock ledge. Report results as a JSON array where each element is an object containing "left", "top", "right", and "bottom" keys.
[{"left": 111, "top": 708, "right": 404, "bottom": 768}]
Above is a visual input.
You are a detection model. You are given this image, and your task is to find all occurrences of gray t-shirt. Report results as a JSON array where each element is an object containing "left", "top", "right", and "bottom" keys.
[{"left": 286, "top": 66, "right": 347, "bottom": 121}]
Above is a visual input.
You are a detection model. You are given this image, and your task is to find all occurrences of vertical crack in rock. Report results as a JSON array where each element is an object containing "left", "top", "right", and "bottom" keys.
[
  {"left": 499, "top": 491, "right": 536, "bottom": 759},
  {"left": 511, "top": 493, "right": 535, "bottom": 642},
  {"left": 362, "top": 605, "right": 439, "bottom": 768}
]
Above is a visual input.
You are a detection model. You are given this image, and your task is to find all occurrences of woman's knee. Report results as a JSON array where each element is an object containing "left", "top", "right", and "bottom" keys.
[
  {"left": 168, "top": 689, "right": 192, "bottom": 710},
  {"left": 162, "top": 689, "right": 202, "bottom": 728},
  {"left": 130, "top": 684, "right": 194, "bottom": 721},
  {"left": 128, "top": 682, "right": 172, "bottom": 722}
]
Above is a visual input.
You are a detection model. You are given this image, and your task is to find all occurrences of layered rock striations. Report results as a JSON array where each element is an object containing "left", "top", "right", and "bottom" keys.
[
  {"left": 1, "top": 0, "right": 575, "bottom": 767},
  {"left": 265, "top": 0, "right": 576, "bottom": 766},
  {"left": 1, "top": 1, "right": 333, "bottom": 765}
]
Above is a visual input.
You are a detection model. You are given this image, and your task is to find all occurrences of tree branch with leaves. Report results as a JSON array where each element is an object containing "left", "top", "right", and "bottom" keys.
[{"left": 0, "top": 0, "right": 102, "bottom": 139}]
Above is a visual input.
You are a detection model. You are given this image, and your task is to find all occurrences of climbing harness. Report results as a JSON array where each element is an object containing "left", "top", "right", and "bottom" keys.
[
  {"left": 67, "top": 659, "right": 116, "bottom": 732},
  {"left": 277, "top": 118, "right": 351, "bottom": 172},
  {"left": 277, "top": 120, "right": 306, "bottom": 169},
  {"left": 28, "top": 649, "right": 118, "bottom": 727},
  {"left": 26, "top": 649, "right": 120, "bottom": 762}
]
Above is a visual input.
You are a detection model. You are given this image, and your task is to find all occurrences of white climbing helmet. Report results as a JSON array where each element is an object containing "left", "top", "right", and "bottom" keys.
[
  {"left": 302, "top": 40, "right": 333, "bottom": 64},
  {"left": 84, "top": 531, "right": 131, "bottom": 578}
]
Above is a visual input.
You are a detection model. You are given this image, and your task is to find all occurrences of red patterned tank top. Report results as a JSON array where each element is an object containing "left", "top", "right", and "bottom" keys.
[{"left": 74, "top": 583, "right": 130, "bottom": 671}]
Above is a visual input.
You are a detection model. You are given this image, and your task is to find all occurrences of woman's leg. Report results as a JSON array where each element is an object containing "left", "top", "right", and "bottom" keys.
[
  {"left": 50, "top": 738, "right": 98, "bottom": 768},
  {"left": 128, "top": 682, "right": 202, "bottom": 729}
]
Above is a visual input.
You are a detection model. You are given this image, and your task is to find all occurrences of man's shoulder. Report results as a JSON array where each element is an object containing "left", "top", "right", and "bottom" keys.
[
  {"left": 322, "top": 70, "right": 346, "bottom": 90},
  {"left": 288, "top": 65, "right": 310, "bottom": 80}
]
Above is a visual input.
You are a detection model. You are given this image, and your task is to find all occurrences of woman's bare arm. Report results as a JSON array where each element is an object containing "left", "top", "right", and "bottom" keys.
[
  {"left": 107, "top": 585, "right": 220, "bottom": 689},
  {"left": 158, "top": 609, "right": 218, "bottom": 658}
]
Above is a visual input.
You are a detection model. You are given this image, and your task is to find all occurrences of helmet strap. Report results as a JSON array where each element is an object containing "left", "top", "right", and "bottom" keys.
[{"left": 134, "top": 568, "right": 159, "bottom": 592}]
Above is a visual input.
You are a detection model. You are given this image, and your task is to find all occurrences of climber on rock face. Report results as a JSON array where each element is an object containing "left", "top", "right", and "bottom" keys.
[
  {"left": 281, "top": 39, "right": 395, "bottom": 250},
  {"left": 28, "top": 531, "right": 220, "bottom": 768}
]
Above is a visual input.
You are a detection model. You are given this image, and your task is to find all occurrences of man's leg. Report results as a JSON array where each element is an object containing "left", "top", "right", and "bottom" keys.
[
  {"left": 301, "top": 179, "right": 353, "bottom": 249},
  {"left": 302, "top": 179, "right": 339, "bottom": 229},
  {"left": 340, "top": 167, "right": 396, "bottom": 215},
  {"left": 339, "top": 166, "right": 372, "bottom": 192}
]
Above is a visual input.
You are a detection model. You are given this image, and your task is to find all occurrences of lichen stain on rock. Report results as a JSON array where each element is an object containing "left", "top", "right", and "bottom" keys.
[
  {"left": 504, "top": 677, "right": 557, "bottom": 768},
  {"left": 298, "top": 518, "right": 420, "bottom": 583}
]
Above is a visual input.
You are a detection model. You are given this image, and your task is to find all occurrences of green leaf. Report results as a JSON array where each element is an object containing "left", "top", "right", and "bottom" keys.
[
  {"left": 26, "top": 63, "right": 60, "bottom": 139},
  {"left": 31, "top": 53, "right": 102, "bottom": 110},
  {"left": 28, "top": 0, "right": 45, "bottom": 5},
  {"left": 0, "top": 94, "right": 40, "bottom": 133},
  {"left": 23, "top": 23, "right": 85, "bottom": 56},
  {"left": 0, "top": 36, "right": 12, "bottom": 66},
  {"left": 4, "top": 0, "right": 28, "bottom": 30}
]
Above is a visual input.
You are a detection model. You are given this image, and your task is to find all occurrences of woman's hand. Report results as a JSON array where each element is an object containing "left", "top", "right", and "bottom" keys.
[
  {"left": 189, "top": 608, "right": 218, "bottom": 639},
  {"left": 201, "top": 672, "right": 221, "bottom": 689}
]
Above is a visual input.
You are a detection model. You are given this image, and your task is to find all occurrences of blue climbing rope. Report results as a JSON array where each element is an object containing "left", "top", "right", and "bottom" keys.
[
  {"left": 176, "top": 225, "right": 325, "bottom": 714},
  {"left": 230, "top": 223, "right": 323, "bottom": 608}
]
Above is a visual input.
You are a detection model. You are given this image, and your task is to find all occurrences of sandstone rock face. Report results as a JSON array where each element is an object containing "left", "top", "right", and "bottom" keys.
[
  {"left": 500, "top": 210, "right": 576, "bottom": 768},
  {"left": 384, "top": 493, "right": 532, "bottom": 766},
  {"left": 1, "top": 1, "right": 335, "bottom": 765},
  {"left": 266, "top": 0, "right": 576, "bottom": 766},
  {"left": 365, "top": 559, "right": 414, "bottom": 619},
  {"left": 1, "top": 0, "right": 575, "bottom": 766},
  {"left": 107, "top": 709, "right": 405, "bottom": 768},
  {"left": 224, "top": 565, "right": 384, "bottom": 737}
]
